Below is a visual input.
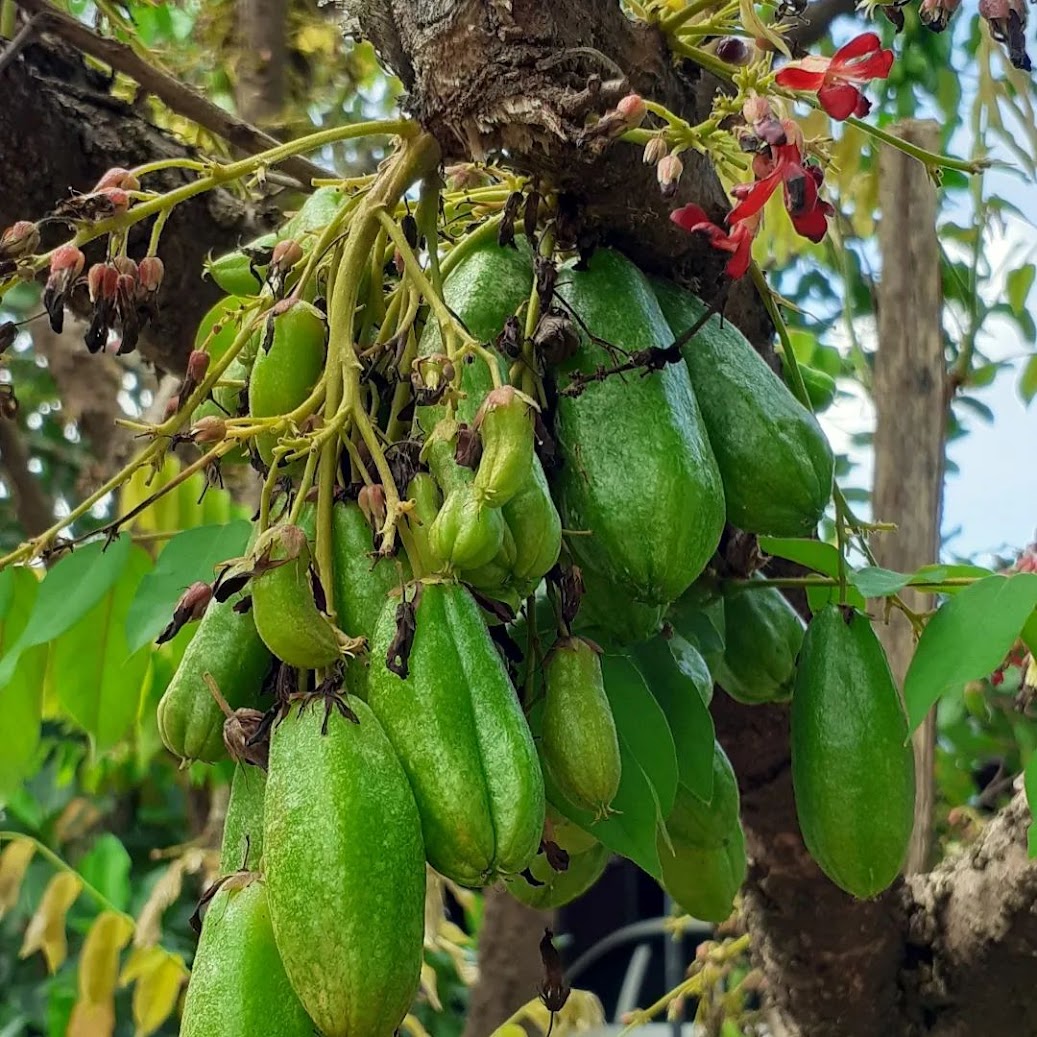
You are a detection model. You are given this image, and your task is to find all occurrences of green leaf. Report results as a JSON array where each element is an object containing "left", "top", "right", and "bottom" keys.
[
  {"left": 668, "top": 632, "right": 714, "bottom": 706},
  {"left": 51, "top": 546, "right": 153, "bottom": 750},
  {"left": 78, "top": 834, "right": 132, "bottom": 911},
  {"left": 758, "top": 537, "right": 842, "bottom": 576},
  {"left": 667, "top": 594, "right": 724, "bottom": 677},
  {"left": 1019, "top": 355, "right": 1037, "bottom": 407},
  {"left": 125, "top": 521, "right": 251, "bottom": 652},
  {"left": 545, "top": 655, "right": 678, "bottom": 878},
  {"left": 850, "top": 566, "right": 910, "bottom": 598},
  {"left": 630, "top": 638, "right": 715, "bottom": 802},
  {"left": 1022, "top": 610, "right": 1037, "bottom": 657},
  {"left": 909, "top": 563, "right": 993, "bottom": 595},
  {"left": 1007, "top": 263, "right": 1036, "bottom": 316},
  {"left": 0, "top": 567, "right": 48, "bottom": 805},
  {"left": 1025, "top": 753, "right": 1037, "bottom": 858},
  {"left": 0, "top": 535, "right": 132, "bottom": 686},
  {"left": 904, "top": 574, "right": 1037, "bottom": 731}
]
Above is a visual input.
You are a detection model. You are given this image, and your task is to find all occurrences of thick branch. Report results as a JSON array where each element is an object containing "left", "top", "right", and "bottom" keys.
[
  {"left": 0, "top": 38, "right": 280, "bottom": 373},
  {"left": 10, "top": 0, "right": 329, "bottom": 184}
]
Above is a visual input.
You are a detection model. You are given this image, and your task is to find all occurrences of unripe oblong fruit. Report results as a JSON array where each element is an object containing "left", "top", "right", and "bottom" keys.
[
  {"left": 180, "top": 878, "right": 313, "bottom": 1037},
  {"left": 263, "top": 699, "right": 425, "bottom": 1037},
  {"left": 428, "top": 484, "right": 505, "bottom": 571},
  {"left": 652, "top": 278, "right": 834, "bottom": 537},
  {"left": 220, "top": 765, "right": 267, "bottom": 874},
  {"left": 716, "top": 576, "right": 805, "bottom": 704},
  {"left": 553, "top": 250, "right": 725, "bottom": 605},
  {"left": 505, "top": 816, "right": 610, "bottom": 909},
  {"left": 367, "top": 581, "right": 545, "bottom": 886},
  {"left": 157, "top": 590, "right": 271, "bottom": 763},
  {"left": 657, "top": 743, "right": 747, "bottom": 922},
  {"left": 247, "top": 301, "right": 326, "bottom": 469},
  {"left": 791, "top": 605, "right": 915, "bottom": 898},
  {"left": 473, "top": 386, "right": 535, "bottom": 507},
  {"left": 332, "top": 502, "right": 407, "bottom": 697},
  {"left": 575, "top": 567, "right": 665, "bottom": 646},
  {"left": 541, "top": 637, "right": 621, "bottom": 817},
  {"left": 251, "top": 524, "right": 351, "bottom": 669},
  {"left": 500, "top": 460, "right": 562, "bottom": 593}
]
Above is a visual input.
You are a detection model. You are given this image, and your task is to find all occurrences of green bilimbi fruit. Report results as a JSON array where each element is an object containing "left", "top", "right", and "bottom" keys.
[
  {"left": 501, "top": 461, "right": 562, "bottom": 595},
  {"left": 472, "top": 386, "right": 535, "bottom": 507},
  {"left": 716, "top": 576, "right": 806, "bottom": 705},
  {"left": 657, "top": 743, "right": 747, "bottom": 923},
  {"left": 180, "top": 878, "right": 313, "bottom": 1037},
  {"left": 541, "top": 637, "right": 621, "bottom": 817},
  {"left": 367, "top": 581, "right": 545, "bottom": 886},
  {"left": 553, "top": 249, "right": 725, "bottom": 606},
  {"left": 220, "top": 765, "right": 267, "bottom": 874},
  {"left": 652, "top": 278, "right": 834, "bottom": 538},
  {"left": 403, "top": 472, "right": 442, "bottom": 577},
  {"left": 428, "top": 483, "right": 505, "bottom": 571},
  {"left": 264, "top": 699, "right": 425, "bottom": 1037},
  {"left": 157, "top": 590, "right": 271, "bottom": 764},
  {"left": 505, "top": 813, "right": 610, "bottom": 910},
  {"left": 247, "top": 300, "right": 326, "bottom": 469},
  {"left": 251, "top": 523, "right": 356, "bottom": 669},
  {"left": 194, "top": 296, "right": 248, "bottom": 363},
  {"left": 331, "top": 502, "right": 407, "bottom": 697},
  {"left": 791, "top": 605, "right": 915, "bottom": 899}
]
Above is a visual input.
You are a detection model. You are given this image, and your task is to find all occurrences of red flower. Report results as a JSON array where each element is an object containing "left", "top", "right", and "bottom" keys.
[
  {"left": 671, "top": 204, "right": 759, "bottom": 279},
  {"left": 728, "top": 132, "right": 834, "bottom": 244},
  {"left": 775, "top": 33, "right": 894, "bottom": 120}
]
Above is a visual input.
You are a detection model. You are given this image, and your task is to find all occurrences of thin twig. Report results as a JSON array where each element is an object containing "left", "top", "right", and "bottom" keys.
[
  {"left": 0, "top": 12, "right": 38, "bottom": 75},
  {"left": 10, "top": 0, "right": 332, "bottom": 185}
]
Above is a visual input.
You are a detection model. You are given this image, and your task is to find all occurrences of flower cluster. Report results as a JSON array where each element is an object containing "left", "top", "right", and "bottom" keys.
[{"left": 667, "top": 34, "right": 895, "bottom": 279}]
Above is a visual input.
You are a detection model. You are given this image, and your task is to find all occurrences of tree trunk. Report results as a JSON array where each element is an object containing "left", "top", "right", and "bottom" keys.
[
  {"left": 236, "top": 0, "right": 287, "bottom": 126},
  {"left": 873, "top": 119, "right": 947, "bottom": 876}
]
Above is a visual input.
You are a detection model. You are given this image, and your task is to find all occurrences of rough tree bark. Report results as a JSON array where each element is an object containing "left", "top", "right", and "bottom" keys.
[
  {"left": 236, "top": 0, "right": 288, "bottom": 126},
  {"left": 873, "top": 120, "right": 947, "bottom": 876},
  {"left": 0, "top": 33, "right": 279, "bottom": 373}
]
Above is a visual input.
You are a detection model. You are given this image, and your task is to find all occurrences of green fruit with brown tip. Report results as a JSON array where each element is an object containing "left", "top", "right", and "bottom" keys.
[
  {"left": 505, "top": 817, "right": 610, "bottom": 909},
  {"left": 716, "top": 575, "right": 805, "bottom": 705},
  {"left": 652, "top": 277, "right": 834, "bottom": 538},
  {"left": 263, "top": 699, "right": 425, "bottom": 1037},
  {"left": 180, "top": 878, "right": 313, "bottom": 1037},
  {"left": 541, "top": 637, "right": 621, "bottom": 817},
  {"left": 553, "top": 249, "right": 725, "bottom": 605},
  {"left": 367, "top": 580, "right": 545, "bottom": 886},
  {"left": 791, "top": 605, "right": 914, "bottom": 899},
  {"left": 157, "top": 590, "right": 271, "bottom": 764},
  {"left": 247, "top": 300, "right": 326, "bottom": 470},
  {"left": 428, "top": 483, "right": 505, "bottom": 571},
  {"left": 220, "top": 765, "right": 267, "bottom": 874},
  {"left": 251, "top": 523, "right": 353, "bottom": 669}
]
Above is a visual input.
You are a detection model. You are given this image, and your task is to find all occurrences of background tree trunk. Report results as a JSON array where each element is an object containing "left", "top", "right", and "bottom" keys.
[
  {"left": 873, "top": 119, "right": 947, "bottom": 876},
  {"left": 236, "top": 0, "right": 287, "bottom": 126}
]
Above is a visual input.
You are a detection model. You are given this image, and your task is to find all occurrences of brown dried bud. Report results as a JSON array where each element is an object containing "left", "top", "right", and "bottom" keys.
[
  {"left": 358, "top": 484, "right": 388, "bottom": 532},
  {"left": 223, "top": 707, "right": 269, "bottom": 769},
  {"left": 444, "top": 163, "right": 491, "bottom": 191},
  {"left": 157, "top": 581, "right": 212, "bottom": 643},
  {"left": 95, "top": 167, "right": 141, "bottom": 192},
  {"left": 138, "top": 255, "right": 164, "bottom": 293},
  {"left": 163, "top": 395, "right": 181, "bottom": 421},
  {"left": 187, "top": 350, "right": 210, "bottom": 384},
  {"left": 271, "top": 239, "right": 303, "bottom": 272},
  {"left": 191, "top": 415, "right": 227, "bottom": 444},
  {"left": 0, "top": 221, "right": 40, "bottom": 261},
  {"left": 642, "top": 135, "right": 668, "bottom": 166}
]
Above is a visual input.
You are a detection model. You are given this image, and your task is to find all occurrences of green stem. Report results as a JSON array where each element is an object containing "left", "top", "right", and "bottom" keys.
[
  {"left": 1, "top": 1, "right": 16, "bottom": 38},
  {"left": 0, "top": 832, "right": 133, "bottom": 925},
  {"left": 659, "top": 0, "right": 722, "bottom": 32},
  {"left": 843, "top": 114, "right": 988, "bottom": 176}
]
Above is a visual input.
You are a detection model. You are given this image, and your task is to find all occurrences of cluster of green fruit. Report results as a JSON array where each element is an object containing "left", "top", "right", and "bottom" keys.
[{"left": 158, "top": 189, "right": 915, "bottom": 1036}]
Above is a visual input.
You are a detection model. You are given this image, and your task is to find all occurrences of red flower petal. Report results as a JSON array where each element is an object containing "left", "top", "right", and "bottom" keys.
[
  {"left": 831, "top": 31, "right": 884, "bottom": 64},
  {"left": 782, "top": 163, "right": 819, "bottom": 218},
  {"left": 726, "top": 228, "right": 754, "bottom": 278},
  {"left": 790, "top": 201, "right": 830, "bottom": 243},
  {"left": 774, "top": 66, "right": 829, "bottom": 91},
  {"left": 670, "top": 204, "right": 712, "bottom": 232},
  {"left": 818, "top": 82, "right": 865, "bottom": 120},
  {"left": 728, "top": 168, "right": 783, "bottom": 223}
]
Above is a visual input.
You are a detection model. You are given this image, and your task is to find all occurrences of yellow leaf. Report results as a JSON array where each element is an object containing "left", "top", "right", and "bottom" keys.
[
  {"left": 119, "top": 945, "right": 166, "bottom": 986},
  {"left": 134, "top": 848, "right": 206, "bottom": 948},
  {"left": 0, "top": 837, "right": 35, "bottom": 919},
  {"left": 294, "top": 22, "right": 339, "bottom": 57},
  {"left": 80, "top": 911, "right": 135, "bottom": 1002},
  {"left": 19, "top": 870, "right": 82, "bottom": 972},
  {"left": 128, "top": 948, "right": 188, "bottom": 1037},
  {"left": 67, "top": 998, "right": 115, "bottom": 1037},
  {"left": 491, "top": 1026, "right": 529, "bottom": 1037},
  {"left": 401, "top": 1015, "right": 433, "bottom": 1037}
]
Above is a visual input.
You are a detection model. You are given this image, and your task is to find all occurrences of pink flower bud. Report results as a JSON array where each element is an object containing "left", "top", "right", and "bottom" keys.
[
  {"left": 164, "top": 395, "right": 181, "bottom": 421},
  {"left": 95, "top": 167, "right": 140, "bottom": 192},
  {"left": 191, "top": 415, "right": 227, "bottom": 444},
  {"left": 358, "top": 484, "right": 387, "bottom": 531},
  {"left": 187, "top": 350, "right": 210, "bottom": 383},
  {"left": 657, "top": 153, "right": 684, "bottom": 196},
  {"left": 138, "top": 256, "right": 164, "bottom": 293},
  {"left": 0, "top": 221, "right": 40, "bottom": 260},
  {"left": 112, "top": 255, "right": 139, "bottom": 280},
  {"left": 100, "top": 188, "right": 130, "bottom": 214},
  {"left": 271, "top": 239, "right": 303, "bottom": 271},
  {"left": 617, "top": 94, "right": 647, "bottom": 128},
  {"left": 87, "top": 263, "right": 108, "bottom": 302},
  {"left": 50, "top": 244, "right": 86, "bottom": 279}
]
